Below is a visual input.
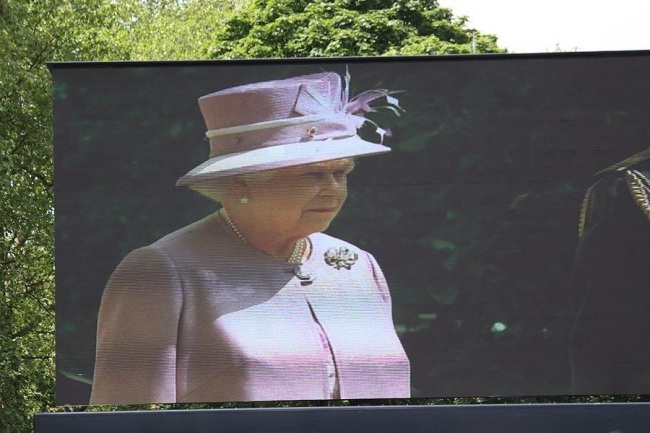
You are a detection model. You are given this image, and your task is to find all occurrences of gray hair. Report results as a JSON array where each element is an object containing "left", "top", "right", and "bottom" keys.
[{"left": 188, "top": 170, "right": 274, "bottom": 203}]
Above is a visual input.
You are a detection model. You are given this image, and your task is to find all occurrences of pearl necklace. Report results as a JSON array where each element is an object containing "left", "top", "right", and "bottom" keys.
[{"left": 219, "top": 208, "right": 307, "bottom": 264}]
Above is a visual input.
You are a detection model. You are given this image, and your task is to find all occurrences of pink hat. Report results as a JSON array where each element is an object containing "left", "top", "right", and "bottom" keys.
[{"left": 176, "top": 71, "right": 402, "bottom": 186}]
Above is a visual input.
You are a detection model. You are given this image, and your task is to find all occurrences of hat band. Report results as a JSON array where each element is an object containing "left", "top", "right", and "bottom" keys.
[{"left": 205, "top": 113, "right": 349, "bottom": 139}]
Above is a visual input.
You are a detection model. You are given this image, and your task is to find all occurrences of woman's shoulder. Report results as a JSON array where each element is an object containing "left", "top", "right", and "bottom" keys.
[
  {"left": 309, "top": 232, "right": 391, "bottom": 301},
  {"left": 309, "top": 232, "right": 365, "bottom": 252},
  {"left": 153, "top": 212, "right": 224, "bottom": 246},
  {"left": 309, "top": 232, "right": 377, "bottom": 268},
  {"left": 120, "top": 212, "right": 233, "bottom": 267}
]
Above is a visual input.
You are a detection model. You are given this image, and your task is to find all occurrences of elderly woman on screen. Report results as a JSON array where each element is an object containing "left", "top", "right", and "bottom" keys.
[{"left": 90, "top": 72, "right": 410, "bottom": 405}]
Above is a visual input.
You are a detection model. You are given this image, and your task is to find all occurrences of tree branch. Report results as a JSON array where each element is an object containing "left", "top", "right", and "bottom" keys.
[{"left": 17, "top": 164, "right": 53, "bottom": 189}]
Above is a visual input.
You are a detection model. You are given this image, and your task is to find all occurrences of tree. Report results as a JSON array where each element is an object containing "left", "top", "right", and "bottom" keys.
[
  {"left": 205, "top": 0, "right": 503, "bottom": 58},
  {"left": 107, "top": 0, "right": 246, "bottom": 60}
]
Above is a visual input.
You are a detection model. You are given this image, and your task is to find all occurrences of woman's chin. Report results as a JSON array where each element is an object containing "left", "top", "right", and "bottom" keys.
[{"left": 299, "top": 214, "right": 338, "bottom": 235}]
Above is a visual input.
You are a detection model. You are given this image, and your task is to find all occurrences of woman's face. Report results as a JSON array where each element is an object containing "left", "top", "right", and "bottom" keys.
[{"left": 239, "top": 158, "right": 355, "bottom": 240}]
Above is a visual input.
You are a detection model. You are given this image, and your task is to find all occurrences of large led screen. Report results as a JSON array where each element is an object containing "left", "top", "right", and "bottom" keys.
[{"left": 52, "top": 53, "right": 650, "bottom": 406}]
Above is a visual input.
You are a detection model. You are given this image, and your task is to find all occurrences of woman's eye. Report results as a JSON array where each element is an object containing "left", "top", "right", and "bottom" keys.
[{"left": 301, "top": 169, "right": 349, "bottom": 180}]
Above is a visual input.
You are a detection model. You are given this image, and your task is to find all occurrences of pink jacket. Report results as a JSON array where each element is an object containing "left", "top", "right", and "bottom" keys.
[{"left": 90, "top": 212, "right": 410, "bottom": 404}]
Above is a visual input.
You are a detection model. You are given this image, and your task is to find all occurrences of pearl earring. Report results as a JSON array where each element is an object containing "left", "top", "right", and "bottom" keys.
[{"left": 240, "top": 197, "right": 249, "bottom": 204}]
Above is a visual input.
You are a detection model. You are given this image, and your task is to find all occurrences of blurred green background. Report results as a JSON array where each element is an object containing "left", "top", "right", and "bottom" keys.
[{"left": 53, "top": 54, "right": 650, "bottom": 404}]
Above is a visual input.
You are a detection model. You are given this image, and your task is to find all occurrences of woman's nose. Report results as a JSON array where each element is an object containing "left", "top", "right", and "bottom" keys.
[{"left": 319, "top": 174, "right": 346, "bottom": 196}]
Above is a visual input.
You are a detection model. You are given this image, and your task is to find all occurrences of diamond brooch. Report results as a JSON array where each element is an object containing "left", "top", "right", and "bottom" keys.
[{"left": 324, "top": 247, "right": 358, "bottom": 270}]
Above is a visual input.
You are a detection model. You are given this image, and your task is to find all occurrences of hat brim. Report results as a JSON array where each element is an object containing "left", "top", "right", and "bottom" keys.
[{"left": 176, "top": 136, "right": 390, "bottom": 186}]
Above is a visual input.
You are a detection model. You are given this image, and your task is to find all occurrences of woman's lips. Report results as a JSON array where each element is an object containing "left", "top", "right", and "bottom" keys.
[{"left": 306, "top": 208, "right": 338, "bottom": 213}]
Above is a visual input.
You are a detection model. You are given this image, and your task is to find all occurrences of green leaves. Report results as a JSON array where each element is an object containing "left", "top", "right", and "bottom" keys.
[{"left": 207, "top": 0, "right": 503, "bottom": 58}]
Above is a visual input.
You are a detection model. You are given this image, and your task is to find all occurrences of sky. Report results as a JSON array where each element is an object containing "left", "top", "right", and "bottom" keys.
[{"left": 439, "top": 0, "right": 650, "bottom": 53}]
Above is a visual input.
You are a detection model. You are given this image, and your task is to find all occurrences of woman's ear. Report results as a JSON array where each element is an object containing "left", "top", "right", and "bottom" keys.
[{"left": 227, "top": 175, "right": 251, "bottom": 202}]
